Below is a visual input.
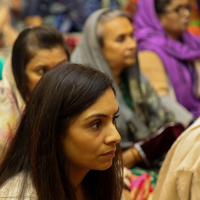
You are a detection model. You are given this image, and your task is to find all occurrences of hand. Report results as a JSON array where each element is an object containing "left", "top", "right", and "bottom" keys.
[{"left": 123, "top": 167, "right": 132, "bottom": 189}]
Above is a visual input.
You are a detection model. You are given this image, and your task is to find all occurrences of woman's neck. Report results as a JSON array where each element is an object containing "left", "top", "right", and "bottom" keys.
[
  {"left": 70, "top": 168, "right": 89, "bottom": 188},
  {"left": 167, "top": 31, "right": 181, "bottom": 41},
  {"left": 110, "top": 65, "right": 124, "bottom": 84},
  {"left": 76, "top": 184, "right": 85, "bottom": 200},
  {"left": 65, "top": 164, "right": 90, "bottom": 199}
]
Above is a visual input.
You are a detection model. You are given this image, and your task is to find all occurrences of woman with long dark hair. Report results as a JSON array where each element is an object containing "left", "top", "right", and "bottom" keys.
[{"left": 0, "top": 62, "right": 123, "bottom": 200}]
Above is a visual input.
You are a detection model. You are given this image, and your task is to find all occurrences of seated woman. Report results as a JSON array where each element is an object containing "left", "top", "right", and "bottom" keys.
[
  {"left": 0, "top": 62, "right": 125, "bottom": 200},
  {"left": 134, "top": 0, "right": 200, "bottom": 121},
  {"left": 0, "top": 26, "right": 69, "bottom": 154},
  {"left": 71, "top": 9, "right": 184, "bottom": 169},
  {"left": 152, "top": 116, "right": 200, "bottom": 200}
]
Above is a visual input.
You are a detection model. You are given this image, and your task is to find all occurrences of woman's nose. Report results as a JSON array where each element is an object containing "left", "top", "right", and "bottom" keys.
[
  {"left": 127, "top": 37, "right": 137, "bottom": 50},
  {"left": 104, "top": 125, "right": 121, "bottom": 144},
  {"left": 182, "top": 6, "right": 191, "bottom": 18}
]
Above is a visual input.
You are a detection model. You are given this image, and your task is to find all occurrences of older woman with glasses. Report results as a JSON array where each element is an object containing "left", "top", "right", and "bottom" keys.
[{"left": 134, "top": 0, "right": 200, "bottom": 125}]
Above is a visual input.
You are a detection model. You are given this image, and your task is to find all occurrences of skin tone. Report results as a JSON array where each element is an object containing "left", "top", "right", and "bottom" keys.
[
  {"left": 123, "top": 147, "right": 139, "bottom": 168},
  {"left": 61, "top": 88, "right": 121, "bottom": 200},
  {"left": 158, "top": 0, "right": 191, "bottom": 40},
  {"left": 0, "top": 6, "right": 17, "bottom": 47},
  {"left": 26, "top": 46, "right": 68, "bottom": 94},
  {"left": 25, "top": 16, "right": 43, "bottom": 26},
  {"left": 9, "top": 0, "right": 22, "bottom": 12},
  {"left": 0, "top": 7, "right": 10, "bottom": 30},
  {"left": 100, "top": 17, "right": 137, "bottom": 84}
]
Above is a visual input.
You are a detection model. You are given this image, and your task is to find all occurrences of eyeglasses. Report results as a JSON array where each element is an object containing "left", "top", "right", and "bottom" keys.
[{"left": 165, "top": 5, "right": 192, "bottom": 15}]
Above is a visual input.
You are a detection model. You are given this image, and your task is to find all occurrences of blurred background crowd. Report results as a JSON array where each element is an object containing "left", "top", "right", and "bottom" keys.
[{"left": 0, "top": 0, "right": 199, "bottom": 58}]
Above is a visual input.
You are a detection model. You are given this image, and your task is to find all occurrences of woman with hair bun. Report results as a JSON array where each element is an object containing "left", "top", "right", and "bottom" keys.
[{"left": 0, "top": 26, "right": 70, "bottom": 154}]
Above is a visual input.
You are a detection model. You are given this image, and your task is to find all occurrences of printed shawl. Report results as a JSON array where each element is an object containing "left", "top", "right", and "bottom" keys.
[{"left": 0, "top": 57, "right": 25, "bottom": 154}]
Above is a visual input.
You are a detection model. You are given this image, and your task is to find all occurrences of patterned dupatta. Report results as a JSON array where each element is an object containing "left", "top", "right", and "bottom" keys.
[{"left": 0, "top": 57, "right": 25, "bottom": 152}]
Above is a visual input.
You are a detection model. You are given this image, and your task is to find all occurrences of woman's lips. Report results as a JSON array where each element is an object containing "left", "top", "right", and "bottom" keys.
[
  {"left": 183, "top": 21, "right": 189, "bottom": 26},
  {"left": 101, "top": 151, "right": 116, "bottom": 158},
  {"left": 126, "top": 51, "right": 136, "bottom": 58}
]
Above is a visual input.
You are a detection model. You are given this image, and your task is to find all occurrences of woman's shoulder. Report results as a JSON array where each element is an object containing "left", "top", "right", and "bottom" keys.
[
  {"left": 159, "top": 117, "right": 200, "bottom": 175},
  {"left": 0, "top": 172, "right": 37, "bottom": 199},
  {"left": 138, "top": 50, "right": 163, "bottom": 64},
  {"left": 138, "top": 50, "right": 166, "bottom": 80},
  {"left": 153, "top": 118, "right": 200, "bottom": 200},
  {"left": 174, "top": 118, "right": 200, "bottom": 170}
]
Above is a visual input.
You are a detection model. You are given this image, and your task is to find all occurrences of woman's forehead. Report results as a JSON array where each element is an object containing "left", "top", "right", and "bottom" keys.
[
  {"left": 168, "top": 0, "right": 190, "bottom": 7},
  {"left": 100, "top": 17, "right": 133, "bottom": 39},
  {"left": 72, "top": 89, "right": 118, "bottom": 121}
]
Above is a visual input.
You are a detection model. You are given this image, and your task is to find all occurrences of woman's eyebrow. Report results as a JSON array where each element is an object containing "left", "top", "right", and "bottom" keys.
[
  {"left": 34, "top": 65, "right": 48, "bottom": 70},
  {"left": 84, "top": 107, "right": 119, "bottom": 120}
]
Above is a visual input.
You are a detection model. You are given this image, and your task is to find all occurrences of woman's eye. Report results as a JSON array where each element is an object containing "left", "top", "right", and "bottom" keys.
[
  {"left": 130, "top": 33, "right": 134, "bottom": 38},
  {"left": 91, "top": 121, "right": 102, "bottom": 129},
  {"left": 116, "top": 35, "right": 125, "bottom": 42},
  {"left": 112, "top": 115, "right": 119, "bottom": 126},
  {"left": 37, "top": 68, "right": 46, "bottom": 75}
]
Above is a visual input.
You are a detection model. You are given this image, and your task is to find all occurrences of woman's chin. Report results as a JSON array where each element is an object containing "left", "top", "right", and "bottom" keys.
[
  {"left": 92, "top": 160, "right": 113, "bottom": 171},
  {"left": 124, "top": 59, "right": 137, "bottom": 68}
]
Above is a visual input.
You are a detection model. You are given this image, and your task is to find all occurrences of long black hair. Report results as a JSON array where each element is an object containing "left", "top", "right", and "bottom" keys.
[
  {"left": 0, "top": 62, "right": 123, "bottom": 200},
  {"left": 11, "top": 25, "right": 70, "bottom": 101}
]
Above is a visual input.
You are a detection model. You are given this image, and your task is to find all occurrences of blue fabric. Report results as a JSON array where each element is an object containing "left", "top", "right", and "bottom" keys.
[
  {"left": 0, "top": 57, "right": 5, "bottom": 80},
  {"left": 24, "top": 0, "right": 120, "bottom": 32}
]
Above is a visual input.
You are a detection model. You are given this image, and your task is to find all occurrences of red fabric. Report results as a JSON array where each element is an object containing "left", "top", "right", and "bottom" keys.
[{"left": 129, "top": 173, "right": 153, "bottom": 200}]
